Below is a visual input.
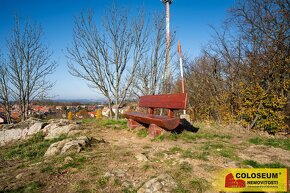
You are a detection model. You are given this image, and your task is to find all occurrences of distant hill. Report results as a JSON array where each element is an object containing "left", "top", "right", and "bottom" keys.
[{"left": 52, "top": 98, "right": 107, "bottom": 104}]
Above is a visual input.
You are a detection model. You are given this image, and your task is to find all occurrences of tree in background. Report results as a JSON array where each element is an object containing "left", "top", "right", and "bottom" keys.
[
  {"left": 132, "top": 14, "right": 176, "bottom": 96},
  {"left": 184, "top": 0, "right": 289, "bottom": 133},
  {"left": 67, "top": 6, "right": 149, "bottom": 119},
  {"left": 0, "top": 52, "right": 12, "bottom": 123},
  {"left": 7, "top": 17, "right": 56, "bottom": 121}
]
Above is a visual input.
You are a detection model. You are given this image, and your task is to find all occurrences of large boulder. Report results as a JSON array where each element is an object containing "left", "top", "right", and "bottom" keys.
[
  {"left": 42, "top": 119, "right": 80, "bottom": 139},
  {"left": 44, "top": 136, "right": 92, "bottom": 157},
  {"left": 138, "top": 174, "right": 177, "bottom": 193},
  {"left": 0, "top": 118, "right": 46, "bottom": 146}
]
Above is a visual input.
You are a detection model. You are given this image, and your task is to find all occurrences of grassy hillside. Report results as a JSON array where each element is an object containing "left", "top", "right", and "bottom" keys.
[{"left": 0, "top": 119, "right": 289, "bottom": 193}]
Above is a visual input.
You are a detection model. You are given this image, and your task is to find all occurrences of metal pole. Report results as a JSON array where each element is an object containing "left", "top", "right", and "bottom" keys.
[
  {"left": 162, "top": 0, "right": 172, "bottom": 93},
  {"left": 178, "top": 41, "right": 185, "bottom": 93},
  {"left": 178, "top": 41, "right": 186, "bottom": 115},
  {"left": 165, "top": 1, "right": 170, "bottom": 93}
]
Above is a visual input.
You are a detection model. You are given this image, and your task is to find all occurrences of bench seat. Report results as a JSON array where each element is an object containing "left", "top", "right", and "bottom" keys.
[{"left": 124, "top": 112, "right": 180, "bottom": 131}]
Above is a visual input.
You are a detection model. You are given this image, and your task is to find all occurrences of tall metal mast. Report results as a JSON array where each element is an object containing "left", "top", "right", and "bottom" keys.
[{"left": 161, "top": 0, "right": 172, "bottom": 93}]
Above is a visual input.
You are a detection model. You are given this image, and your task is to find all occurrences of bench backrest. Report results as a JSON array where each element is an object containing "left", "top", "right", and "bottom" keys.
[{"left": 139, "top": 93, "right": 187, "bottom": 110}]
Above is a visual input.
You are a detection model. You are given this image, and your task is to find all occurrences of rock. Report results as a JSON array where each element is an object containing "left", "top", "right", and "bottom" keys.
[
  {"left": 135, "top": 153, "right": 148, "bottom": 162},
  {"left": 43, "top": 119, "right": 80, "bottom": 139},
  {"left": 138, "top": 174, "right": 177, "bottom": 193},
  {"left": 105, "top": 169, "right": 127, "bottom": 178},
  {"left": 44, "top": 139, "right": 71, "bottom": 157},
  {"left": 44, "top": 136, "right": 92, "bottom": 157},
  {"left": 0, "top": 119, "right": 46, "bottom": 146},
  {"left": 64, "top": 156, "right": 74, "bottom": 163},
  {"left": 15, "top": 173, "right": 24, "bottom": 179}
]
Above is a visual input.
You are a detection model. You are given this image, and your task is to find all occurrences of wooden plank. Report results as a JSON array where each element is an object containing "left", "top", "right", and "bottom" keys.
[
  {"left": 139, "top": 93, "right": 187, "bottom": 109},
  {"left": 148, "top": 107, "right": 154, "bottom": 114},
  {"left": 124, "top": 112, "right": 180, "bottom": 130}
]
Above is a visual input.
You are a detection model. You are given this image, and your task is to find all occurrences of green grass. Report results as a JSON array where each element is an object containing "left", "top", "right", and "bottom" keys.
[
  {"left": 0, "top": 132, "right": 67, "bottom": 161},
  {"left": 178, "top": 131, "right": 232, "bottom": 142},
  {"left": 96, "top": 176, "right": 109, "bottom": 188},
  {"left": 179, "top": 162, "right": 192, "bottom": 172},
  {"left": 168, "top": 146, "right": 183, "bottom": 154},
  {"left": 243, "top": 160, "right": 288, "bottom": 168},
  {"left": 195, "top": 151, "right": 210, "bottom": 161},
  {"left": 99, "top": 119, "right": 127, "bottom": 129},
  {"left": 172, "top": 185, "right": 188, "bottom": 193},
  {"left": 122, "top": 185, "right": 137, "bottom": 193},
  {"left": 201, "top": 142, "right": 237, "bottom": 160},
  {"left": 59, "top": 155, "right": 87, "bottom": 170},
  {"left": 151, "top": 134, "right": 165, "bottom": 142},
  {"left": 152, "top": 131, "right": 232, "bottom": 143},
  {"left": 249, "top": 137, "right": 290, "bottom": 150},
  {"left": 82, "top": 118, "right": 128, "bottom": 129},
  {"left": 142, "top": 163, "right": 151, "bottom": 171},
  {"left": 0, "top": 181, "right": 44, "bottom": 193},
  {"left": 136, "top": 128, "right": 148, "bottom": 138},
  {"left": 40, "top": 165, "right": 55, "bottom": 174},
  {"left": 181, "top": 150, "right": 195, "bottom": 159},
  {"left": 189, "top": 178, "right": 210, "bottom": 193}
]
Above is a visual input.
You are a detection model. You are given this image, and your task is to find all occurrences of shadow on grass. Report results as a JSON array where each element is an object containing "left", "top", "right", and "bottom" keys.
[{"left": 173, "top": 118, "right": 199, "bottom": 134}]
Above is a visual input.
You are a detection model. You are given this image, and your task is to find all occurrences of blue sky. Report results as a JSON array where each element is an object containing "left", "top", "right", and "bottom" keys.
[{"left": 0, "top": 0, "right": 235, "bottom": 100}]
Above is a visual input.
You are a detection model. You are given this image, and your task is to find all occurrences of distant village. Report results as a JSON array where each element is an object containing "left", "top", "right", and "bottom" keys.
[{"left": 0, "top": 102, "right": 132, "bottom": 124}]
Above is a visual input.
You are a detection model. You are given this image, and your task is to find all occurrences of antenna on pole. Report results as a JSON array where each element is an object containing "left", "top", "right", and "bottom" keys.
[{"left": 161, "top": 0, "right": 172, "bottom": 93}]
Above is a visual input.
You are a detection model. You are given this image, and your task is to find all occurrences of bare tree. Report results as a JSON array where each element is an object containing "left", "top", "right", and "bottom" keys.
[
  {"left": 185, "top": 0, "right": 289, "bottom": 132},
  {"left": 132, "top": 13, "right": 178, "bottom": 97},
  {"left": 67, "top": 7, "right": 149, "bottom": 119},
  {"left": 7, "top": 17, "right": 56, "bottom": 121},
  {"left": 132, "top": 14, "right": 166, "bottom": 96},
  {"left": 0, "top": 52, "right": 12, "bottom": 123}
]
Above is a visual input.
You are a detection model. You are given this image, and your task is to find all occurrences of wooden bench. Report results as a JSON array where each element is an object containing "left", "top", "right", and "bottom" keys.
[{"left": 124, "top": 93, "right": 187, "bottom": 131}]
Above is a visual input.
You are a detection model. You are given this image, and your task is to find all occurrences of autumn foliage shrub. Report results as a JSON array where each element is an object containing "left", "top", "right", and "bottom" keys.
[
  {"left": 67, "top": 111, "right": 73, "bottom": 122},
  {"left": 95, "top": 108, "right": 103, "bottom": 120}
]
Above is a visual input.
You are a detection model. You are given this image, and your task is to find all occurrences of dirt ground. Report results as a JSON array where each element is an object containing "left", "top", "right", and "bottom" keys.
[{"left": 0, "top": 120, "right": 289, "bottom": 193}]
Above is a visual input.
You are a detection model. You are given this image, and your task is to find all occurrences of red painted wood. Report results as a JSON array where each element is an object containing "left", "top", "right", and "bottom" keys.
[
  {"left": 127, "top": 119, "right": 143, "bottom": 129},
  {"left": 167, "top": 109, "right": 174, "bottom": 118},
  {"left": 124, "top": 112, "right": 180, "bottom": 130},
  {"left": 139, "top": 93, "right": 187, "bottom": 109},
  {"left": 148, "top": 124, "right": 163, "bottom": 136},
  {"left": 148, "top": 108, "right": 154, "bottom": 114}
]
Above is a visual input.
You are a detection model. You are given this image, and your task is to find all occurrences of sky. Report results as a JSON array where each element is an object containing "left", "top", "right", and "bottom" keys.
[{"left": 0, "top": 0, "right": 235, "bottom": 100}]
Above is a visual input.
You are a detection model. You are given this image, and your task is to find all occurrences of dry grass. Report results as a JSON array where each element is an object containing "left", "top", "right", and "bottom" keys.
[{"left": 0, "top": 119, "right": 289, "bottom": 193}]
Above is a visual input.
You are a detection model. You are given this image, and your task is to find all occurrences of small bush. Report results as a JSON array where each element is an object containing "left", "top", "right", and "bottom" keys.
[
  {"left": 95, "top": 108, "right": 103, "bottom": 119},
  {"left": 68, "top": 111, "right": 73, "bottom": 121}
]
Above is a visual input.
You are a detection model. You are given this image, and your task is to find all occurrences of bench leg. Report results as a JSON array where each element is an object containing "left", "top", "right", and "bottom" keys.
[
  {"left": 148, "top": 124, "right": 164, "bottom": 136},
  {"left": 127, "top": 119, "right": 143, "bottom": 129}
]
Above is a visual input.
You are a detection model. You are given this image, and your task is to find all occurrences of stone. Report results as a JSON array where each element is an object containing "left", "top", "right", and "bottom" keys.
[
  {"left": 138, "top": 174, "right": 177, "bottom": 193},
  {"left": 15, "top": 173, "right": 24, "bottom": 179},
  {"left": 135, "top": 153, "right": 148, "bottom": 162},
  {"left": 42, "top": 119, "right": 80, "bottom": 139},
  {"left": 44, "top": 136, "right": 92, "bottom": 157},
  {"left": 64, "top": 156, "right": 74, "bottom": 163},
  {"left": 0, "top": 119, "right": 45, "bottom": 146},
  {"left": 44, "top": 139, "right": 71, "bottom": 157}
]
